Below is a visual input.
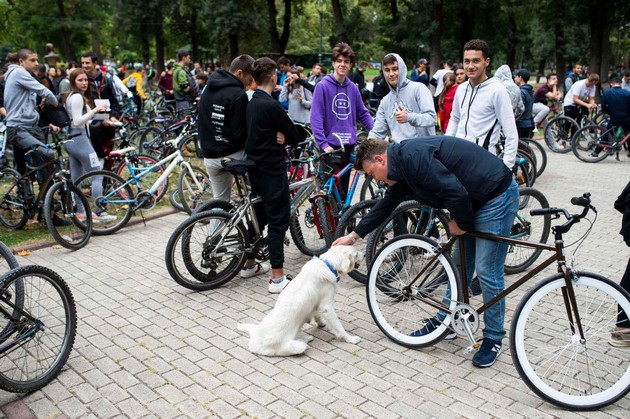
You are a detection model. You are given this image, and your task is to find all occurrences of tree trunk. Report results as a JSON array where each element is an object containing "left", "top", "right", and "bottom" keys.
[
  {"left": 390, "top": 0, "right": 401, "bottom": 45},
  {"left": 267, "top": 0, "right": 281, "bottom": 53},
  {"left": 91, "top": 20, "right": 100, "bottom": 59},
  {"left": 228, "top": 32, "right": 239, "bottom": 61},
  {"left": 191, "top": 8, "right": 198, "bottom": 61},
  {"left": 536, "top": 58, "right": 546, "bottom": 84},
  {"left": 456, "top": 5, "right": 475, "bottom": 55},
  {"left": 554, "top": 2, "right": 566, "bottom": 89},
  {"left": 155, "top": 19, "right": 165, "bottom": 75},
  {"left": 141, "top": 23, "right": 150, "bottom": 65},
  {"left": 331, "top": 0, "right": 349, "bottom": 44},
  {"left": 55, "top": 0, "right": 73, "bottom": 61},
  {"left": 600, "top": 23, "right": 612, "bottom": 83},
  {"left": 429, "top": 0, "right": 443, "bottom": 80},
  {"left": 506, "top": 11, "right": 517, "bottom": 70},
  {"left": 279, "top": 0, "right": 291, "bottom": 54}
]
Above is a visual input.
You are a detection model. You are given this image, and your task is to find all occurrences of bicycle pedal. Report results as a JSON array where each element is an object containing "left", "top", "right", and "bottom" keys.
[{"left": 464, "top": 342, "right": 481, "bottom": 354}]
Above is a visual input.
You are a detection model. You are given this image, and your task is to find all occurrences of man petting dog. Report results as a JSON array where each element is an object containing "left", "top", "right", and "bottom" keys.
[{"left": 332, "top": 137, "right": 519, "bottom": 368}]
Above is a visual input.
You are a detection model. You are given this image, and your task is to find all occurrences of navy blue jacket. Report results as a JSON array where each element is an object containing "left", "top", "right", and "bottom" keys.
[
  {"left": 354, "top": 136, "right": 513, "bottom": 237},
  {"left": 516, "top": 84, "right": 534, "bottom": 128},
  {"left": 601, "top": 87, "right": 630, "bottom": 127}
]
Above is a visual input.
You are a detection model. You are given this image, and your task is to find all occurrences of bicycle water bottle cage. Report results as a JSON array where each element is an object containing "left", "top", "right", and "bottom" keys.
[{"left": 221, "top": 157, "right": 256, "bottom": 175}]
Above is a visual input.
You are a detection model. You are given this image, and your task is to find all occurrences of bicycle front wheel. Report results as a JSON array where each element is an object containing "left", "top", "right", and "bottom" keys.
[
  {"left": 571, "top": 125, "right": 610, "bottom": 163},
  {"left": 177, "top": 165, "right": 212, "bottom": 215},
  {"left": 165, "top": 209, "right": 248, "bottom": 290},
  {"left": 544, "top": 116, "right": 578, "bottom": 153},
  {"left": 44, "top": 182, "right": 93, "bottom": 250},
  {"left": 0, "top": 168, "right": 28, "bottom": 230},
  {"left": 0, "top": 241, "right": 18, "bottom": 271},
  {"left": 289, "top": 187, "right": 330, "bottom": 256},
  {"left": 75, "top": 170, "right": 134, "bottom": 235},
  {"left": 0, "top": 265, "right": 77, "bottom": 393},
  {"left": 511, "top": 272, "right": 630, "bottom": 410},
  {"left": 367, "top": 234, "right": 459, "bottom": 348}
]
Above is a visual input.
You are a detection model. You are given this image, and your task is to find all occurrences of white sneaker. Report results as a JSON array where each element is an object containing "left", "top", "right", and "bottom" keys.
[
  {"left": 240, "top": 262, "right": 270, "bottom": 279},
  {"left": 75, "top": 211, "right": 87, "bottom": 222},
  {"left": 268, "top": 276, "right": 291, "bottom": 294},
  {"left": 94, "top": 211, "right": 117, "bottom": 223}
]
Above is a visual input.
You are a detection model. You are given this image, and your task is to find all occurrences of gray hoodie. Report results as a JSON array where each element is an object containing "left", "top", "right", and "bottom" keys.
[
  {"left": 3, "top": 64, "right": 58, "bottom": 127},
  {"left": 368, "top": 53, "right": 436, "bottom": 143}
]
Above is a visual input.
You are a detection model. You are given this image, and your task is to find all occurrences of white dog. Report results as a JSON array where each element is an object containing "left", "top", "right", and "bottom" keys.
[{"left": 237, "top": 245, "right": 362, "bottom": 356}]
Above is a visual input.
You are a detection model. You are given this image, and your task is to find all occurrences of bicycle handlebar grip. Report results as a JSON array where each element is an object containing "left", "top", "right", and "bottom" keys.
[
  {"left": 530, "top": 208, "right": 556, "bottom": 216},
  {"left": 571, "top": 195, "right": 591, "bottom": 207}
]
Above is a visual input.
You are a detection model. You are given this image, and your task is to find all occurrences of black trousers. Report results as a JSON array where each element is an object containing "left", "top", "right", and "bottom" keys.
[
  {"left": 249, "top": 170, "right": 290, "bottom": 270},
  {"left": 563, "top": 105, "right": 587, "bottom": 138},
  {"left": 618, "top": 258, "right": 630, "bottom": 328},
  {"left": 89, "top": 125, "right": 115, "bottom": 159},
  {"left": 517, "top": 127, "right": 533, "bottom": 140},
  {"left": 322, "top": 144, "right": 355, "bottom": 200}
]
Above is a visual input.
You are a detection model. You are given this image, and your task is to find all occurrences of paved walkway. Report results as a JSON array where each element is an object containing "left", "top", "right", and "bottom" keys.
[{"left": 1, "top": 145, "right": 629, "bottom": 418}]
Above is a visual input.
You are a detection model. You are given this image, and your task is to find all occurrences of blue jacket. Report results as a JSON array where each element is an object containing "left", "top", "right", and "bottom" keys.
[
  {"left": 353, "top": 136, "right": 513, "bottom": 236},
  {"left": 601, "top": 87, "right": 630, "bottom": 127},
  {"left": 517, "top": 84, "right": 534, "bottom": 129}
]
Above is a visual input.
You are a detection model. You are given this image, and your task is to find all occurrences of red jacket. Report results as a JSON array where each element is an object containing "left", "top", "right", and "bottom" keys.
[{"left": 438, "top": 84, "right": 459, "bottom": 133}]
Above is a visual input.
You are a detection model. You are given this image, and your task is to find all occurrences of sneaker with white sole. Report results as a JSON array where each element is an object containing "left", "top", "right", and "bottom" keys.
[
  {"left": 472, "top": 337, "right": 502, "bottom": 367},
  {"left": 268, "top": 275, "right": 291, "bottom": 294},
  {"left": 94, "top": 211, "right": 117, "bottom": 223},
  {"left": 609, "top": 327, "right": 630, "bottom": 347},
  {"left": 240, "top": 262, "right": 270, "bottom": 279},
  {"left": 75, "top": 212, "right": 87, "bottom": 222}
]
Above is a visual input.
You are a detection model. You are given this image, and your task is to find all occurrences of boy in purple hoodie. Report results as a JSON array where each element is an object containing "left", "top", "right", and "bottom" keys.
[{"left": 310, "top": 43, "right": 374, "bottom": 196}]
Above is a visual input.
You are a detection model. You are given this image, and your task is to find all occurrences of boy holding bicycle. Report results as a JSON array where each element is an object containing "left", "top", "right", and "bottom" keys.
[{"left": 245, "top": 57, "right": 299, "bottom": 294}]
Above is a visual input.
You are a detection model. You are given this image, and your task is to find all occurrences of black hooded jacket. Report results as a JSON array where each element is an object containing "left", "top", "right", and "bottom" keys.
[
  {"left": 198, "top": 69, "right": 249, "bottom": 158},
  {"left": 615, "top": 181, "right": 630, "bottom": 247}
]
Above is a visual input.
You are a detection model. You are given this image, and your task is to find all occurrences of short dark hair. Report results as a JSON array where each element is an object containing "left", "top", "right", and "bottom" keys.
[
  {"left": 177, "top": 50, "right": 189, "bottom": 61},
  {"left": 17, "top": 48, "right": 36, "bottom": 61},
  {"left": 229, "top": 54, "right": 255, "bottom": 75},
  {"left": 355, "top": 139, "right": 389, "bottom": 171},
  {"left": 81, "top": 51, "right": 98, "bottom": 63},
  {"left": 588, "top": 73, "right": 600, "bottom": 83},
  {"left": 332, "top": 42, "right": 355, "bottom": 64},
  {"left": 546, "top": 72, "right": 557, "bottom": 80},
  {"left": 624, "top": 69, "right": 630, "bottom": 77},
  {"left": 252, "top": 57, "right": 277, "bottom": 85},
  {"left": 195, "top": 72, "right": 207, "bottom": 82},
  {"left": 382, "top": 54, "right": 397, "bottom": 66},
  {"left": 6, "top": 52, "right": 18, "bottom": 64},
  {"left": 277, "top": 56, "right": 291, "bottom": 66},
  {"left": 463, "top": 39, "right": 490, "bottom": 59},
  {"left": 611, "top": 77, "right": 622, "bottom": 85},
  {"left": 445, "top": 59, "right": 454, "bottom": 68}
]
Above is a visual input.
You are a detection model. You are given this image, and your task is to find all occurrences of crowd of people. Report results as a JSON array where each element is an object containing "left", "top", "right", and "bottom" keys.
[{"left": 2, "top": 38, "right": 630, "bottom": 368}]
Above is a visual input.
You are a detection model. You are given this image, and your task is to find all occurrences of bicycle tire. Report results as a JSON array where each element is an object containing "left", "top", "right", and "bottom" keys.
[
  {"left": 192, "top": 199, "right": 235, "bottom": 214},
  {"left": 138, "top": 126, "right": 167, "bottom": 159},
  {"left": 511, "top": 272, "right": 630, "bottom": 410},
  {"left": 289, "top": 187, "right": 330, "bottom": 256},
  {"left": 365, "top": 201, "right": 451, "bottom": 271},
  {"left": 314, "top": 196, "right": 334, "bottom": 251},
  {"left": 571, "top": 125, "right": 610, "bottom": 163},
  {"left": 513, "top": 153, "right": 534, "bottom": 188},
  {"left": 520, "top": 139, "right": 547, "bottom": 178},
  {"left": 177, "top": 165, "right": 212, "bottom": 215},
  {"left": 74, "top": 170, "right": 134, "bottom": 235},
  {"left": 0, "top": 241, "right": 18, "bottom": 271},
  {"left": 333, "top": 200, "right": 378, "bottom": 284},
  {"left": 504, "top": 188, "right": 551, "bottom": 274},
  {"left": 43, "top": 182, "right": 93, "bottom": 250},
  {"left": 359, "top": 175, "right": 386, "bottom": 201},
  {"left": 0, "top": 168, "right": 28, "bottom": 229},
  {"left": 0, "top": 265, "right": 77, "bottom": 393},
  {"left": 366, "top": 234, "right": 460, "bottom": 348},
  {"left": 165, "top": 209, "right": 248, "bottom": 290},
  {"left": 115, "top": 154, "right": 168, "bottom": 201},
  {"left": 544, "top": 116, "right": 578, "bottom": 153},
  {"left": 178, "top": 135, "right": 201, "bottom": 159},
  {"left": 168, "top": 188, "right": 186, "bottom": 212}
]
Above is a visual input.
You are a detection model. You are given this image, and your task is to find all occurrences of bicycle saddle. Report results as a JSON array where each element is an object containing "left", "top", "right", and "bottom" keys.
[{"left": 221, "top": 157, "right": 255, "bottom": 175}]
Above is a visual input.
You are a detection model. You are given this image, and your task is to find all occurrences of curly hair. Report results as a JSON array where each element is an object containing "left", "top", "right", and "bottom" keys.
[
  {"left": 332, "top": 43, "right": 355, "bottom": 64},
  {"left": 463, "top": 39, "right": 490, "bottom": 59}
]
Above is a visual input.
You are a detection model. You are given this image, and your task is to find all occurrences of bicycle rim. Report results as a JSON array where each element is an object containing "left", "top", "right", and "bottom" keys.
[
  {"left": 366, "top": 235, "right": 459, "bottom": 348},
  {"left": 511, "top": 273, "right": 630, "bottom": 409},
  {"left": 0, "top": 266, "right": 76, "bottom": 393},
  {"left": 571, "top": 125, "right": 610, "bottom": 163},
  {"left": 545, "top": 117, "right": 577, "bottom": 153},
  {"left": 178, "top": 166, "right": 212, "bottom": 215},
  {"left": 0, "top": 169, "right": 28, "bottom": 229}
]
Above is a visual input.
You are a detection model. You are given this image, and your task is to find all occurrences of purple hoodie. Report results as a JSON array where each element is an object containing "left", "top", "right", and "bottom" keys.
[{"left": 310, "top": 74, "right": 374, "bottom": 149}]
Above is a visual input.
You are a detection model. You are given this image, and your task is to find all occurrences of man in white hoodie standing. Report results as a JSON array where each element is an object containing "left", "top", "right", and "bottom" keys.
[
  {"left": 446, "top": 39, "right": 518, "bottom": 169},
  {"left": 368, "top": 53, "right": 436, "bottom": 142}
]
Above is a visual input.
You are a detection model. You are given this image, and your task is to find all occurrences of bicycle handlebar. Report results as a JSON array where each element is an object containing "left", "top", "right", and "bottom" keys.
[{"left": 530, "top": 192, "right": 595, "bottom": 221}]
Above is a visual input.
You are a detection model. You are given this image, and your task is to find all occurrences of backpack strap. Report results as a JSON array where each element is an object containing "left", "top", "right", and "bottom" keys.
[{"left": 477, "top": 119, "right": 498, "bottom": 150}]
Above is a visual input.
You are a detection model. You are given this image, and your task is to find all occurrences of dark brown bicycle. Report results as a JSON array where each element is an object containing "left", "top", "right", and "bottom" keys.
[{"left": 366, "top": 193, "right": 630, "bottom": 410}]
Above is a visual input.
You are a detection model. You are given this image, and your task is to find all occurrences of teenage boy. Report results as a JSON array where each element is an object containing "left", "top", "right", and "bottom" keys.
[
  {"left": 310, "top": 42, "right": 374, "bottom": 197},
  {"left": 368, "top": 53, "right": 436, "bottom": 143},
  {"left": 446, "top": 39, "right": 519, "bottom": 169},
  {"left": 532, "top": 73, "right": 562, "bottom": 135},
  {"left": 245, "top": 57, "right": 299, "bottom": 293},
  {"left": 514, "top": 69, "right": 534, "bottom": 139},
  {"left": 563, "top": 73, "right": 599, "bottom": 137}
]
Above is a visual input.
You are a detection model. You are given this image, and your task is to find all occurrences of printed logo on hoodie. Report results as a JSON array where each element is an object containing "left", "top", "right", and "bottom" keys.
[{"left": 332, "top": 93, "right": 351, "bottom": 120}]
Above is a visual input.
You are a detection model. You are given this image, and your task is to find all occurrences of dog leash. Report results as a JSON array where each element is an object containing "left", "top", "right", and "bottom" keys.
[{"left": 320, "top": 258, "right": 339, "bottom": 282}]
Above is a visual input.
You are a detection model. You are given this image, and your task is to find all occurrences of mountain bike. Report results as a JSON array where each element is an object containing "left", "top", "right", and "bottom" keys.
[
  {"left": 0, "top": 241, "right": 18, "bottom": 272},
  {"left": 366, "top": 193, "right": 630, "bottom": 410},
  {"left": 572, "top": 125, "right": 630, "bottom": 163},
  {"left": 0, "top": 131, "right": 93, "bottom": 250},
  {"left": 0, "top": 264, "right": 77, "bottom": 393}
]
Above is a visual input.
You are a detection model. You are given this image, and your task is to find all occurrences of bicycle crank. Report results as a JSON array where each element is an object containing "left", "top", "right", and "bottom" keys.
[{"left": 451, "top": 303, "right": 480, "bottom": 347}]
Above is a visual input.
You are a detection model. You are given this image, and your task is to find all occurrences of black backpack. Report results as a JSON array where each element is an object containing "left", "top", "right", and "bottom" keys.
[{"left": 43, "top": 103, "right": 71, "bottom": 128}]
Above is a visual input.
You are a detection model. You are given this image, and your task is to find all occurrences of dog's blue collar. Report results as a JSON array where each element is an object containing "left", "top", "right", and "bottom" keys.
[{"left": 320, "top": 258, "right": 339, "bottom": 282}]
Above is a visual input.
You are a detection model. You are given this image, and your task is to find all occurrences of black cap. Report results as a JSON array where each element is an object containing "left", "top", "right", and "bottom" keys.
[
  {"left": 418, "top": 58, "right": 428, "bottom": 65},
  {"left": 516, "top": 68, "right": 530, "bottom": 83}
]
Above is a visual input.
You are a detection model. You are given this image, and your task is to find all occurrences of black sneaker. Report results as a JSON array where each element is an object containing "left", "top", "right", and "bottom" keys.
[
  {"left": 39, "top": 214, "right": 72, "bottom": 227},
  {"left": 472, "top": 338, "right": 502, "bottom": 368},
  {"left": 470, "top": 277, "right": 482, "bottom": 296},
  {"left": 410, "top": 317, "right": 454, "bottom": 338}
]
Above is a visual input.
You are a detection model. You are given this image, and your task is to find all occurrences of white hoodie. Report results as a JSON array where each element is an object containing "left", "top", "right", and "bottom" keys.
[
  {"left": 445, "top": 76, "right": 518, "bottom": 168},
  {"left": 368, "top": 53, "right": 436, "bottom": 143}
]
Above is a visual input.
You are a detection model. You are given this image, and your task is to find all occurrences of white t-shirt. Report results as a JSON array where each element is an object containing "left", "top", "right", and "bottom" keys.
[
  {"left": 431, "top": 69, "right": 453, "bottom": 97},
  {"left": 563, "top": 79, "right": 595, "bottom": 107}
]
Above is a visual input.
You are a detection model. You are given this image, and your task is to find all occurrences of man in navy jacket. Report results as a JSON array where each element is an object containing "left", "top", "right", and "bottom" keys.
[{"left": 334, "top": 136, "right": 519, "bottom": 368}]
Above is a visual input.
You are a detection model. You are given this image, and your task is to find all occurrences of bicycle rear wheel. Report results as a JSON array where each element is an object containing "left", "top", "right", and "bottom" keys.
[
  {"left": 544, "top": 116, "right": 578, "bottom": 153},
  {"left": 571, "top": 125, "right": 611, "bottom": 163},
  {"left": 165, "top": 209, "right": 248, "bottom": 290},
  {"left": 0, "top": 241, "right": 18, "bottom": 272},
  {"left": 367, "top": 234, "right": 459, "bottom": 348},
  {"left": 511, "top": 273, "right": 630, "bottom": 410},
  {"left": 520, "top": 138, "right": 547, "bottom": 178},
  {"left": 115, "top": 154, "right": 168, "bottom": 201},
  {"left": 0, "top": 265, "right": 76, "bottom": 393},
  {"left": 74, "top": 170, "right": 134, "bottom": 235},
  {"left": 504, "top": 187, "right": 550, "bottom": 274},
  {"left": 0, "top": 169, "right": 28, "bottom": 230},
  {"left": 177, "top": 165, "right": 212, "bottom": 215},
  {"left": 43, "top": 182, "right": 93, "bottom": 250},
  {"left": 289, "top": 188, "right": 330, "bottom": 256}
]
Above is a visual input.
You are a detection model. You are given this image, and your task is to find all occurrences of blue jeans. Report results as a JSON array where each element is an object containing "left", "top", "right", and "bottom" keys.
[{"left": 451, "top": 180, "right": 519, "bottom": 341}]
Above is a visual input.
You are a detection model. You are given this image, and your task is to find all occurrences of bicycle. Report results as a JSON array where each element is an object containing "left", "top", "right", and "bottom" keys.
[
  {"left": 366, "top": 193, "right": 630, "bottom": 409},
  {"left": 0, "top": 130, "right": 93, "bottom": 250},
  {"left": 544, "top": 113, "right": 579, "bottom": 153},
  {"left": 0, "top": 262, "right": 77, "bottom": 393},
  {"left": 164, "top": 150, "right": 343, "bottom": 291},
  {"left": 572, "top": 124, "right": 630, "bottom": 163},
  {"left": 0, "top": 241, "right": 18, "bottom": 272},
  {"left": 74, "top": 138, "right": 210, "bottom": 235}
]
